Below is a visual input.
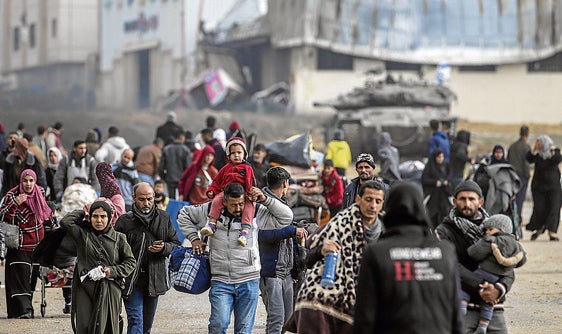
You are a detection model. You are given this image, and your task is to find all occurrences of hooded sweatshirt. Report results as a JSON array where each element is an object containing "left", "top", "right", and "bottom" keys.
[{"left": 95, "top": 136, "right": 130, "bottom": 164}]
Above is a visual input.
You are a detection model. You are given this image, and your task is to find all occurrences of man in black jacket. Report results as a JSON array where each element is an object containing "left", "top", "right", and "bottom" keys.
[
  {"left": 354, "top": 182, "right": 462, "bottom": 334},
  {"left": 436, "top": 180, "right": 511, "bottom": 334},
  {"left": 115, "top": 182, "right": 180, "bottom": 334}
]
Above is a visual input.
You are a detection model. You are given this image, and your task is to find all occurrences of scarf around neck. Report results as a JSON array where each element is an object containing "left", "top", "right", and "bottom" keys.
[
  {"left": 448, "top": 207, "right": 488, "bottom": 245},
  {"left": 132, "top": 203, "right": 157, "bottom": 227}
]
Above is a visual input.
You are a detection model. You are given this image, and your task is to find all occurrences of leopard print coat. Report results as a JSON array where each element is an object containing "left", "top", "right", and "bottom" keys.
[{"left": 294, "top": 203, "right": 371, "bottom": 325}]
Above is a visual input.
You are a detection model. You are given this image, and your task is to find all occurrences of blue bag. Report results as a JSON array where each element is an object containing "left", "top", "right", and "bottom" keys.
[{"left": 168, "top": 245, "right": 211, "bottom": 294}]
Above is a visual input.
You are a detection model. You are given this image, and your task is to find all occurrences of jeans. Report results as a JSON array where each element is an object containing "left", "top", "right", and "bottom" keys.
[
  {"left": 260, "top": 276, "right": 294, "bottom": 334},
  {"left": 208, "top": 279, "right": 260, "bottom": 334},
  {"left": 123, "top": 286, "right": 159, "bottom": 334}
]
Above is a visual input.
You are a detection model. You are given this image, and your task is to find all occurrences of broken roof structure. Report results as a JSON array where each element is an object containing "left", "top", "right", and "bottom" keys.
[{"left": 212, "top": 0, "right": 562, "bottom": 65}]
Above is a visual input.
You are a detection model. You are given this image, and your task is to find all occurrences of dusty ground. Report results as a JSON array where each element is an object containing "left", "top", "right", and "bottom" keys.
[
  {"left": 1, "top": 109, "right": 562, "bottom": 333},
  {"left": 0, "top": 200, "right": 560, "bottom": 333}
]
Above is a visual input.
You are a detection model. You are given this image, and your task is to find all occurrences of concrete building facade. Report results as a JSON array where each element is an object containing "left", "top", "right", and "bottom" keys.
[{"left": 0, "top": 0, "right": 98, "bottom": 109}]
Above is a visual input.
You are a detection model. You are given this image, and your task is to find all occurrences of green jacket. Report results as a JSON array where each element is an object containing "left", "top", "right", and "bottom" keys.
[{"left": 61, "top": 210, "right": 136, "bottom": 334}]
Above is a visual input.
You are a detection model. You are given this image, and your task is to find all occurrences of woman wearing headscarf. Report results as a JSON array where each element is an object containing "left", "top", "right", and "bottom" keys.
[
  {"left": 526, "top": 135, "right": 562, "bottom": 241},
  {"left": 60, "top": 199, "right": 136, "bottom": 333},
  {"left": 354, "top": 182, "right": 462, "bottom": 334},
  {"left": 421, "top": 149, "right": 452, "bottom": 228},
  {"left": 46, "top": 147, "right": 63, "bottom": 201},
  {"left": 0, "top": 169, "right": 54, "bottom": 318},
  {"left": 177, "top": 144, "right": 218, "bottom": 204},
  {"left": 1, "top": 137, "right": 47, "bottom": 198},
  {"left": 95, "top": 162, "right": 126, "bottom": 225}
]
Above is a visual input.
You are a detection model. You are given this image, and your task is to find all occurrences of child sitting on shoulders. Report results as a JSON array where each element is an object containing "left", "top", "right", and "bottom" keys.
[{"left": 200, "top": 137, "right": 256, "bottom": 246}]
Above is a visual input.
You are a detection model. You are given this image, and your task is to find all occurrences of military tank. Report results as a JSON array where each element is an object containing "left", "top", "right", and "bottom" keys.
[{"left": 318, "top": 73, "right": 457, "bottom": 159}]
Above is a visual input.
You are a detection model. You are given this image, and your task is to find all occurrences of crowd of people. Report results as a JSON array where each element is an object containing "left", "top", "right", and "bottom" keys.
[{"left": 0, "top": 114, "right": 560, "bottom": 334}]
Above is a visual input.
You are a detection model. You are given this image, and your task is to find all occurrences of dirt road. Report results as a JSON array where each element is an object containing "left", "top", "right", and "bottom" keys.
[{"left": 1, "top": 109, "right": 562, "bottom": 332}]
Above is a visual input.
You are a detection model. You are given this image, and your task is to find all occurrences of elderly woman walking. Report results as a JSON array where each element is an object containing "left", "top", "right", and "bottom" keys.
[
  {"left": 0, "top": 169, "right": 54, "bottom": 318},
  {"left": 526, "top": 135, "right": 562, "bottom": 241},
  {"left": 60, "top": 199, "right": 136, "bottom": 333}
]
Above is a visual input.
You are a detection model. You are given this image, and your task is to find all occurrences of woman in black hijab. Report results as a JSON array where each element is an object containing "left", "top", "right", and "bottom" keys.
[
  {"left": 354, "top": 182, "right": 462, "bottom": 334},
  {"left": 421, "top": 149, "right": 452, "bottom": 228}
]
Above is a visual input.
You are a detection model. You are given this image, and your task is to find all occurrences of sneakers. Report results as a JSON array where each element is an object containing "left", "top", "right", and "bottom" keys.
[
  {"left": 63, "top": 303, "right": 71, "bottom": 314},
  {"left": 200, "top": 221, "right": 217, "bottom": 236},
  {"left": 237, "top": 230, "right": 248, "bottom": 247}
]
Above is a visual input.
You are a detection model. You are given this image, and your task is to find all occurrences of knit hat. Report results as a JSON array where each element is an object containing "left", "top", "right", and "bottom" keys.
[
  {"left": 166, "top": 111, "right": 177, "bottom": 122},
  {"left": 482, "top": 214, "right": 513, "bottom": 234},
  {"left": 226, "top": 137, "right": 247, "bottom": 159},
  {"left": 334, "top": 129, "right": 344, "bottom": 140},
  {"left": 355, "top": 153, "right": 376, "bottom": 169},
  {"left": 454, "top": 180, "right": 483, "bottom": 198},
  {"left": 229, "top": 121, "right": 241, "bottom": 131},
  {"left": 96, "top": 162, "right": 122, "bottom": 198}
]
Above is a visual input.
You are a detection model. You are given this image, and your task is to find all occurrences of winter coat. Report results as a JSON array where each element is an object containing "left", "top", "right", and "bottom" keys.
[
  {"left": 114, "top": 209, "right": 180, "bottom": 298},
  {"left": 207, "top": 162, "right": 255, "bottom": 195},
  {"left": 450, "top": 130, "right": 471, "bottom": 179},
  {"left": 480, "top": 163, "right": 521, "bottom": 215},
  {"left": 178, "top": 145, "right": 218, "bottom": 203},
  {"left": 421, "top": 152, "right": 452, "bottom": 228},
  {"left": 321, "top": 168, "right": 344, "bottom": 209},
  {"left": 257, "top": 187, "right": 295, "bottom": 279},
  {"left": 428, "top": 130, "right": 451, "bottom": 162},
  {"left": 354, "top": 225, "right": 462, "bottom": 334},
  {"left": 377, "top": 132, "right": 402, "bottom": 184},
  {"left": 177, "top": 193, "right": 294, "bottom": 284},
  {"left": 0, "top": 187, "right": 54, "bottom": 252},
  {"left": 60, "top": 210, "right": 136, "bottom": 334},
  {"left": 134, "top": 143, "right": 162, "bottom": 177},
  {"left": 507, "top": 138, "right": 531, "bottom": 179},
  {"left": 159, "top": 142, "right": 192, "bottom": 183},
  {"left": 526, "top": 148, "right": 562, "bottom": 192},
  {"left": 436, "top": 209, "right": 514, "bottom": 303},
  {"left": 467, "top": 232, "right": 526, "bottom": 277},
  {"left": 111, "top": 162, "right": 140, "bottom": 206},
  {"left": 156, "top": 121, "right": 184, "bottom": 146},
  {"left": 325, "top": 140, "right": 352, "bottom": 170},
  {"left": 54, "top": 153, "right": 99, "bottom": 195},
  {"left": 95, "top": 136, "right": 130, "bottom": 164}
]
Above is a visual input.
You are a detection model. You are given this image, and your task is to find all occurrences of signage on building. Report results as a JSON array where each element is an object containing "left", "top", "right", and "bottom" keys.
[{"left": 124, "top": 13, "right": 159, "bottom": 33}]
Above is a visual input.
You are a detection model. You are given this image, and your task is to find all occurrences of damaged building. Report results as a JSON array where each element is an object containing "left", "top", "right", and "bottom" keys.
[{"left": 198, "top": 0, "right": 562, "bottom": 123}]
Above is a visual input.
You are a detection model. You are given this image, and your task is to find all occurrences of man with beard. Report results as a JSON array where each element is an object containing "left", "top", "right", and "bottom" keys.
[
  {"left": 114, "top": 182, "right": 180, "bottom": 334},
  {"left": 342, "top": 153, "right": 384, "bottom": 208},
  {"left": 177, "top": 182, "right": 293, "bottom": 334},
  {"left": 54, "top": 140, "right": 99, "bottom": 199},
  {"left": 436, "top": 180, "right": 511, "bottom": 334}
]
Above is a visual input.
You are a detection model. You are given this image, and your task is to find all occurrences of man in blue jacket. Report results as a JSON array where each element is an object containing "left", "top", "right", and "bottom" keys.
[
  {"left": 428, "top": 119, "right": 451, "bottom": 162},
  {"left": 258, "top": 167, "right": 308, "bottom": 334}
]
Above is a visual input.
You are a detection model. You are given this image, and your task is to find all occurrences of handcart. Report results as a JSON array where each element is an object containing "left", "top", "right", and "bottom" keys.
[{"left": 39, "top": 265, "right": 74, "bottom": 317}]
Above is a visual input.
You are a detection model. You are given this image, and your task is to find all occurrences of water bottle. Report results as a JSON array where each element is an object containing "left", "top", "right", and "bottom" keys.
[{"left": 321, "top": 252, "right": 338, "bottom": 288}]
